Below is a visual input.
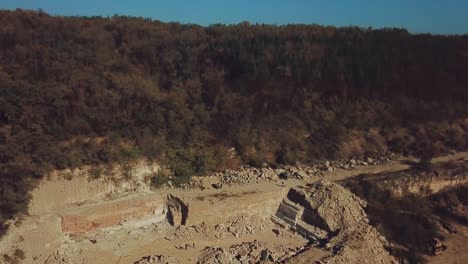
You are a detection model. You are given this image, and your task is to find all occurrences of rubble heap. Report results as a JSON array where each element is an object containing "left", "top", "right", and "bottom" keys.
[
  {"left": 281, "top": 180, "right": 396, "bottom": 264},
  {"left": 287, "top": 180, "right": 368, "bottom": 232},
  {"left": 205, "top": 152, "right": 401, "bottom": 186},
  {"left": 44, "top": 250, "right": 74, "bottom": 264},
  {"left": 213, "top": 214, "right": 266, "bottom": 239},
  {"left": 217, "top": 165, "right": 321, "bottom": 185},
  {"left": 219, "top": 167, "right": 280, "bottom": 184},
  {"left": 197, "top": 240, "right": 302, "bottom": 264},
  {"left": 134, "top": 255, "right": 179, "bottom": 264},
  {"left": 168, "top": 214, "right": 266, "bottom": 241}
]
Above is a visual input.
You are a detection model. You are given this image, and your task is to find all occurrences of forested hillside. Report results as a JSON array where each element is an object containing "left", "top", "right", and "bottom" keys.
[{"left": 1, "top": 9, "right": 468, "bottom": 232}]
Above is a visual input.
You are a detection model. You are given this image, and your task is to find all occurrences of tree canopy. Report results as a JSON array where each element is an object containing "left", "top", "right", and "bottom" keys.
[{"left": 1, "top": 10, "right": 468, "bottom": 234}]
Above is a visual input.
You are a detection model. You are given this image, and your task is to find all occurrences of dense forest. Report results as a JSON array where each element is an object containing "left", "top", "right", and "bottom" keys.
[{"left": 1, "top": 9, "right": 468, "bottom": 233}]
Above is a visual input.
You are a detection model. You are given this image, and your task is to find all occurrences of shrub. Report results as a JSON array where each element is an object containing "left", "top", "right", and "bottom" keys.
[
  {"left": 89, "top": 165, "right": 104, "bottom": 180},
  {"left": 166, "top": 145, "right": 219, "bottom": 185},
  {"left": 247, "top": 154, "right": 266, "bottom": 168},
  {"left": 276, "top": 147, "right": 299, "bottom": 165},
  {"left": 150, "top": 172, "right": 169, "bottom": 188},
  {"left": 13, "top": 249, "right": 25, "bottom": 260}
]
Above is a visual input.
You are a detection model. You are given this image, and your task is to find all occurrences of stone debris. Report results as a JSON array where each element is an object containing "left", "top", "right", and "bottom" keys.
[
  {"left": 174, "top": 243, "right": 195, "bottom": 250},
  {"left": 196, "top": 152, "right": 404, "bottom": 186},
  {"left": 217, "top": 164, "right": 323, "bottom": 185},
  {"left": 218, "top": 215, "right": 264, "bottom": 238},
  {"left": 157, "top": 215, "right": 267, "bottom": 245},
  {"left": 429, "top": 238, "right": 446, "bottom": 256},
  {"left": 134, "top": 255, "right": 179, "bottom": 264},
  {"left": 197, "top": 240, "right": 301, "bottom": 264},
  {"left": 44, "top": 250, "right": 74, "bottom": 264},
  {"left": 219, "top": 167, "right": 281, "bottom": 184},
  {"left": 317, "top": 226, "right": 397, "bottom": 264}
]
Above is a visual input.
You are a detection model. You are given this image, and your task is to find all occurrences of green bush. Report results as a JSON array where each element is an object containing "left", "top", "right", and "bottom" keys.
[
  {"left": 166, "top": 145, "right": 219, "bottom": 185},
  {"left": 150, "top": 173, "right": 169, "bottom": 188},
  {"left": 276, "top": 147, "right": 299, "bottom": 165},
  {"left": 89, "top": 165, "right": 104, "bottom": 180},
  {"left": 247, "top": 154, "right": 266, "bottom": 168}
]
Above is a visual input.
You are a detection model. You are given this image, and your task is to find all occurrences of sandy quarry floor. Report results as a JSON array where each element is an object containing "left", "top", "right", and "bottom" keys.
[
  {"left": 50, "top": 215, "right": 309, "bottom": 263},
  {"left": 1, "top": 152, "right": 468, "bottom": 264}
]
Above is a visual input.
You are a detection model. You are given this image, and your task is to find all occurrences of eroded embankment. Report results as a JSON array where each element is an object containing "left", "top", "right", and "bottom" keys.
[
  {"left": 28, "top": 160, "right": 158, "bottom": 215},
  {"left": 343, "top": 159, "right": 468, "bottom": 198},
  {"left": 342, "top": 160, "right": 468, "bottom": 262}
]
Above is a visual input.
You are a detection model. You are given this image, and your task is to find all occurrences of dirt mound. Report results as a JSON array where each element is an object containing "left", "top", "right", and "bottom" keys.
[
  {"left": 287, "top": 180, "right": 368, "bottom": 232},
  {"left": 283, "top": 180, "right": 396, "bottom": 264},
  {"left": 317, "top": 227, "right": 394, "bottom": 264}
]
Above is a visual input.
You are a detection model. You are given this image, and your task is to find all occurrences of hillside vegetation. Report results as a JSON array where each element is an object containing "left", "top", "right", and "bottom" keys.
[{"left": 1, "top": 9, "right": 468, "bottom": 233}]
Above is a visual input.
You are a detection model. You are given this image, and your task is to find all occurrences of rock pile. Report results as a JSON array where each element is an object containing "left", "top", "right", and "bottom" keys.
[
  {"left": 288, "top": 180, "right": 368, "bottom": 232},
  {"left": 44, "top": 250, "right": 74, "bottom": 264},
  {"left": 213, "top": 215, "right": 265, "bottom": 239},
  {"left": 278, "top": 165, "right": 321, "bottom": 179},
  {"left": 217, "top": 164, "right": 325, "bottom": 185},
  {"left": 219, "top": 167, "right": 279, "bottom": 184},
  {"left": 197, "top": 240, "right": 301, "bottom": 264},
  {"left": 203, "top": 152, "right": 403, "bottom": 186},
  {"left": 283, "top": 180, "right": 396, "bottom": 264},
  {"left": 169, "top": 215, "right": 266, "bottom": 241},
  {"left": 134, "top": 255, "right": 178, "bottom": 264},
  {"left": 186, "top": 151, "right": 405, "bottom": 189}
]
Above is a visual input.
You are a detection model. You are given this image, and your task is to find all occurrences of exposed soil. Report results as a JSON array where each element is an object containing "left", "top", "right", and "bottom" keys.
[{"left": 1, "top": 152, "right": 467, "bottom": 264}]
